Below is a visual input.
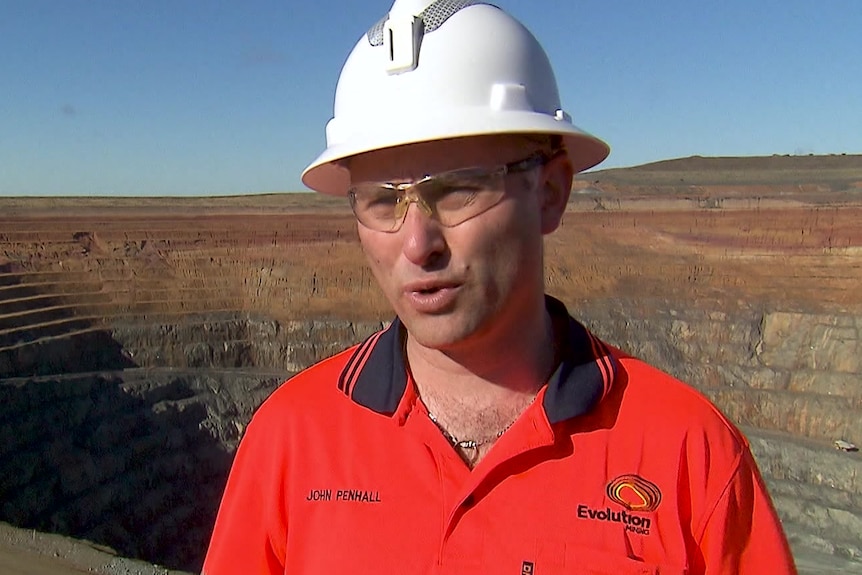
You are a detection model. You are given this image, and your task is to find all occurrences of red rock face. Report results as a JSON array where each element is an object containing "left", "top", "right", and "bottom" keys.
[{"left": 549, "top": 202, "right": 862, "bottom": 314}]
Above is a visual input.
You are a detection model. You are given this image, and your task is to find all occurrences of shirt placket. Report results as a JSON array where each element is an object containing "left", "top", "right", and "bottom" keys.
[{"left": 409, "top": 400, "right": 556, "bottom": 573}]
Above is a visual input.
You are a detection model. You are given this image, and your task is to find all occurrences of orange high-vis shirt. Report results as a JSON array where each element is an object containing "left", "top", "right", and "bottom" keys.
[{"left": 204, "top": 297, "right": 797, "bottom": 575}]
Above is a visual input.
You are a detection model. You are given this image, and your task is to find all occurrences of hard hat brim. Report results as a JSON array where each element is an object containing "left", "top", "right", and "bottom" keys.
[{"left": 301, "top": 110, "right": 610, "bottom": 196}]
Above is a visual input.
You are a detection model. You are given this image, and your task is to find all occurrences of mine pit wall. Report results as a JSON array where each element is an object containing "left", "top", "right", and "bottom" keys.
[
  {"left": 101, "top": 306, "right": 862, "bottom": 435},
  {"left": 573, "top": 303, "right": 862, "bottom": 443},
  {"left": 1, "top": 305, "right": 861, "bottom": 570},
  {"left": 100, "top": 308, "right": 862, "bottom": 447},
  {"left": 108, "top": 314, "right": 387, "bottom": 373},
  {"left": 0, "top": 315, "right": 388, "bottom": 572},
  {"left": 0, "top": 369, "right": 286, "bottom": 572}
]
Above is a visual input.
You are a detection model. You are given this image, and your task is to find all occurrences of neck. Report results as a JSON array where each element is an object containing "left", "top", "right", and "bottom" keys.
[
  {"left": 406, "top": 301, "right": 558, "bottom": 468},
  {"left": 406, "top": 302, "right": 558, "bottom": 404}
]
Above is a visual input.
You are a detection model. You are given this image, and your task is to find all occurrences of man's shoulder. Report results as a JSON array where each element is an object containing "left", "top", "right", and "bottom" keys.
[
  {"left": 253, "top": 344, "right": 361, "bottom": 419},
  {"left": 610, "top": 350, "right": 748, "bottom": 448},
  {"left": 289, "top": 344, "right": 361, "bottom": 387}
]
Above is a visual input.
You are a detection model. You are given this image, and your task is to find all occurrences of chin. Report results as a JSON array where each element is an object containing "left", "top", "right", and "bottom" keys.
[{"left": 400, "top": 311, "right": 484, "bottom": 351}]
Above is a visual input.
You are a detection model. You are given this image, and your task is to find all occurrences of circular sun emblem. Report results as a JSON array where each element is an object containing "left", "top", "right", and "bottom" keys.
[{"left": 606, "top": 475, "right": 662, "bottom": 512}]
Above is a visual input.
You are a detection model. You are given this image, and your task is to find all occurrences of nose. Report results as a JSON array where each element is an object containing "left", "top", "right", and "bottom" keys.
[{"left": 400, "top": 202, "right": 447, "bottom": 267}]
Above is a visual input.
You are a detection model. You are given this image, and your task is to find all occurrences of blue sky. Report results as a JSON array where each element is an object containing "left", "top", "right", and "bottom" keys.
[{"left": 1, "top": 0, "right": 860, "bottom": 196}]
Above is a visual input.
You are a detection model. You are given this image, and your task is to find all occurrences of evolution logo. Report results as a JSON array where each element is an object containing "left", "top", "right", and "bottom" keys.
[
  {"left": 577, "top": 475, "right": 662, "bottom": 536},
  {"left": 606, "top": 474, "right": 662, "bottom": 512}
]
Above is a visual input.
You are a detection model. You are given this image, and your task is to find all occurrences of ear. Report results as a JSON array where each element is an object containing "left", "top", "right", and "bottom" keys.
[{"left": 539, "top": 154, "right": 574, "bottom": 234}]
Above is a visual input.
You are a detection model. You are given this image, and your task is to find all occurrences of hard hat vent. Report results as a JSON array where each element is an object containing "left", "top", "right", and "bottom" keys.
[{"left": 367, "top": 0, "right": 491, "bottom": 46}]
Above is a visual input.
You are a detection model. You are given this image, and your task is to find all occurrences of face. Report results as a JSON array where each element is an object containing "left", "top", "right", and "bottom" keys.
[{"left": 349, "top": 135, "right": 572, "bottom": 352}]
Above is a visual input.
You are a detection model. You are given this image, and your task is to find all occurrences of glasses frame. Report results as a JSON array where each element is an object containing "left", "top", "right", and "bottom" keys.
[{"left": 348, "top": 152, "right": 551, "bottom": 233}]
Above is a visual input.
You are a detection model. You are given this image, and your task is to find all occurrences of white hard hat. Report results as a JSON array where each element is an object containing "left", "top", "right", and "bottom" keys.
[{"left": 301, "top": 0, "right": 610, "bottom": 195}]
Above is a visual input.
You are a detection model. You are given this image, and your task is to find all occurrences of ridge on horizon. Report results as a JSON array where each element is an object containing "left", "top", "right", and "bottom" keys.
[
  {"left": 590, "top": 152, "right": 862, "bottom": 174},
  {"left": 580, "top": 153, "right": 862, "bottom": 188}
]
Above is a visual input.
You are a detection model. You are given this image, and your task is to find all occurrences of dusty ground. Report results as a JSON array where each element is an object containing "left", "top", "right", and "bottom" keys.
[
  {"left": 0, "top": 521, "right": 189, "bottom": 575},
  {"left": 2, "top": 154, "right": 861, "bottom": 572}
]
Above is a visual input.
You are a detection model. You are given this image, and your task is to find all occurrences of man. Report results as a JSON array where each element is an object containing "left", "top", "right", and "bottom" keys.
[{"left": 204, "top": 1, "right": 797, "bottom": 573}]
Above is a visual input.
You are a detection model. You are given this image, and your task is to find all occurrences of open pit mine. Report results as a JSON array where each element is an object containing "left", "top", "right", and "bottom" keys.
[{"left": 1, "top": 155, "right": 861, "bottom": 574}]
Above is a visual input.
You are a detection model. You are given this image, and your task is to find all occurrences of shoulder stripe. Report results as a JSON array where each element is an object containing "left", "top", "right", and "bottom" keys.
[
  {"left": 338, "top": 319, "right": 408, "bottom": 415},
  {"left": 588, "top": 332, "right": 615, "bottom": 400},
  {"left": 338, "top": 329, "right": 385, "bottom": 397}
]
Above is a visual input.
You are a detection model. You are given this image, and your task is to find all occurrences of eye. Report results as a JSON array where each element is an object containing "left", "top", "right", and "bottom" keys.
[
  {"left": 368, "top": 193, "right": 399, "bottom": 207},
  {"left": 352, "top": 188, "right": 400, "bottom": 218},
  {"left": 424, "top": 182, "right": 482, "bottom": 210}
]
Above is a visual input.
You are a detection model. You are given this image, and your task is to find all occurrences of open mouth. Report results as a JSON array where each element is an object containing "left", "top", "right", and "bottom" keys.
[{"left": 404, "top": 280, "right": 460, "bottom": 309}]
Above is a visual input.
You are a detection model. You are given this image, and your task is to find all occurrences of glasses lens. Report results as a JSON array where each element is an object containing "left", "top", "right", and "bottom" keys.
[
  {"left": 419, "top": 167, "right": 506, "bottom": 227},
  {"left": 348, "top": 156, "right": 542, "bottom": 232},
  {"left": 349, "top": 185, "right": 404, "bottom": 232}
]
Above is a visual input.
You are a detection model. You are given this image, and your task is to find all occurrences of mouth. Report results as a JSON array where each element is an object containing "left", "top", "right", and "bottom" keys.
[
  {"left": 404, "top": 280, "right": 458, "bottom": 295},
  {"left": 402, "top": 280, "right": 462, "bottom": 313}
]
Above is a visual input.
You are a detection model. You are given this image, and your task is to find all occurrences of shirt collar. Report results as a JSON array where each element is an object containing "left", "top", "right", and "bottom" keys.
[{"left": 336, "top": 295, "right": 618, "bottom": 425}]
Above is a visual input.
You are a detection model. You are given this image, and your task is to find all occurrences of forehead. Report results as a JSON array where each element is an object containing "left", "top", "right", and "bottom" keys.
[{"left": 347, "top": 134, "right": 543, "bottom": 183}]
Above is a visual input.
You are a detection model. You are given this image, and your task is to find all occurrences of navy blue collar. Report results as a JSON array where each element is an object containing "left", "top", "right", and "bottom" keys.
[{"left": 337, "top": 295, "right": 618, "bottom": 424}]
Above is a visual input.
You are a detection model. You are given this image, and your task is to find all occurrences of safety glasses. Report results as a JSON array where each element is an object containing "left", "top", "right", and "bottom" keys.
[{"left": 348, "top": 153, "right": 549, "bottom": 233}]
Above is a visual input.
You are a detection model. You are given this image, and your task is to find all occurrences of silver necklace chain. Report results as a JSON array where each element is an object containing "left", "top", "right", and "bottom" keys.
[
  {"left": 426, "top": 411, "right": 517, "bottom": 452},
  {"left": 424, "top": 390, "right": 541, "bottom": 465}
]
